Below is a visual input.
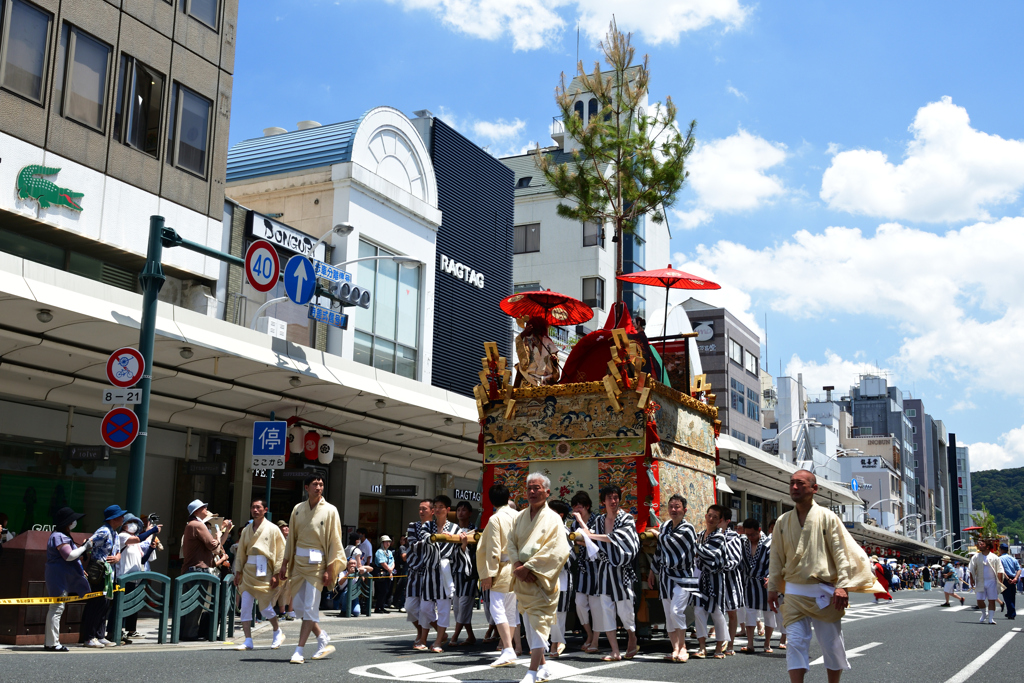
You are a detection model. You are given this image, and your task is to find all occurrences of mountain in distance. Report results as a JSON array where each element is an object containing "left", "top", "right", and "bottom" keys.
[{"left": 971, "top": 467, "right": 1024, "bottom": 543}]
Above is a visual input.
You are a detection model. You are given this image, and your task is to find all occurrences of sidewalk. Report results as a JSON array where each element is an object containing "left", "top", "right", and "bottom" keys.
[{"left": 0, "top": 609, "right": 414, "bottom": 653}]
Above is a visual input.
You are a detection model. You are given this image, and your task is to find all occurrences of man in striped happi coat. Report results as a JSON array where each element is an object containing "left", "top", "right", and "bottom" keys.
[
  {"left": 406, "top": 499, "right": 435, "bottom": 649},
  {"left": 739, "top": 518, "right": 775, "bottom": 653},
  {"left": 419, "top": 495, "right": 460, "bottom": 652},
  {"left": 569, "top": 491, "right": 598, "bottom": 653},
  {"left": 449, "top": 500, "right": 479, "bottom": 647},
  {"left": 720, "top": 512, "right": 746, "bottom": 655},
  {"left": 694, "top": 504, "right": 730, "bottom": 658},
  {"left": 546, "top": 499, "right": 574, "bottom": 657},
  {"left": 647, "top": 494, "right": 697, "bottom": 662},
  {"left": 573, "top": 485, "right": 640, "bottom": 661}
]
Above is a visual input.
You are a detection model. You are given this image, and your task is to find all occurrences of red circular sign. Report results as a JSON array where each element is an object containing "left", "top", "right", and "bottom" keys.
[
  {"left": 303, "top": 431, "right": 320, "bottom": 461},
  {"left": 101, "top": 407, "right": 140, "bottom": 449},
  {"left": 245, "top": 240, "right": 281, "bottom": 293},
  {"left": 106, "top": 347, "right": 145, "bottom": 388}
]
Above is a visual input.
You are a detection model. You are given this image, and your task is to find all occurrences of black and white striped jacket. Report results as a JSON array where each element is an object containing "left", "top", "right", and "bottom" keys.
[
  {"left": 590, "top": 510, "right": 639, "bottom": 602},
  {"left": 419, "top": 520, "right": 460, "bottom": 602},
  {"left": 557, "top": 524, "right": 575, "bottom": 612},
  {"left": 405, "top": 520, "right": 431, "bottom": 598},
  {"left": 452, "top": 525, "right": 479, "bottom": 598},
  {"left": 651, "top": 518, "right": 698, "bottom": 597},
  {"left": 695, "top": 528, "right": 727, "bottom": 612},
  {"left": 570, "top": 513, "right": 597, "bottom": 596},
  {"left": 743, "top": 531, "right": 771, "bottom": 611},
  {"left": 722, "top": 528, "right": 745, "bottom": 611}
]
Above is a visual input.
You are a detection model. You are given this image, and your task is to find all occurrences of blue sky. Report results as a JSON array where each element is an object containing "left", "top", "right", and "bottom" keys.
[{"left": 230, "top": 1, "right": 1024, "bottom": 471}]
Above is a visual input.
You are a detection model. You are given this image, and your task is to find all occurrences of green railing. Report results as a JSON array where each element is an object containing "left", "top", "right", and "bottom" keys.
[
  {"left": 111, "top": 572, "right": 171, "bottom": 644},
  {"left": 218, "top": 574, "right": 236, "bottom": 641},
  {"left": 170, "top": 573, "right": 221, "bottom": 644},
  {"left": 341, "top": 577, "right": 373, "bottom": 617}
]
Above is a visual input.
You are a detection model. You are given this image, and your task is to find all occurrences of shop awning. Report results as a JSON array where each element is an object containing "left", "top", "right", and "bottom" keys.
[
  {"left": 0, "top": 253, "right": 482, "bottom": 478},
  {"left": 847, "top": 522, "right": 953, "bottom": 559},
  {"left": 716, "top": 434, "right": 863, "bottom": 508}
]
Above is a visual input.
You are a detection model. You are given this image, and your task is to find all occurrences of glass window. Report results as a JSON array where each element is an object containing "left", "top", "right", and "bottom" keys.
[
  {"left": 748, "top": 399, "right": 759, "bottom": 421},
  {"left": 168, "top": 83, "right": 211, "bottom": 176},
  {"left": 731, "top": 388, "right": 744, "bottom": 413},
  {"left": 515, "top": 176, "right": 532, "bottom": 189},
  {"left": 113, "top": 55, "right": 164, "bottom": 157},
  {"left": 187, "top": 0, "right": 218, "bottom": 29},
  {"left": 731, "top": 428, "right": 746, "bottom": 441},
  {"left": 728, "top": 338, "right": 742, "bottom": 364},
  {"left": 514, "top": 223, "right": 540, "bottom": 254},
  {"left": 905, "top": 408, "right": 916, "bottom": 417},
  {"left": 0, "top": 0, "right": 52, "bottom": 104},
  {"left": 582, "top": 277, "right": 604, "bottom": 309},
  {"left": 353, "top": 239, "right": 421, "bottom": 378},
  {"left": 747, "top": 436, "right": 760, "bottom": 448},
  {"left": 744, "top": 349, "right": 758, "bottom": 374},
  {"left": 56, "top": 24, "right": 111, "bottom": 132},
  {"left": 514, "top": 282, "right": 539, "bottom": 293},
  {"left": 583, "top": 221, "right": 604, "bottom": 248},
  {"left": 588, "top": 97, "right": 598, "bottom": 122},
  {"left": 860, "top": 426, "right": 873, "bottom": 436},
  {"left": 573, "top": 100, "right": 583, "bottom": 120}
]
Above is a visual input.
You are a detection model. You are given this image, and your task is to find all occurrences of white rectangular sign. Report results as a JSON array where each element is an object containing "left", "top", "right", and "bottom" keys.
[
  {"left": 102, "top": 388, "right": 142, "bottom": 404},
  {"left": 251, "top": 455, "right": 286, "bottom": 470}
]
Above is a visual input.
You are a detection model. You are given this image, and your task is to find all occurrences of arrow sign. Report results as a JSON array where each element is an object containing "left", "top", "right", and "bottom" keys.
[
  {"left": 810, "top": 641, "right": 881, "bottom": 666},
  {"left": 101, "top": 407, "right": 140, "bottom": 449},
  {"left": 284, "top": 254, "right": 316, "bottom": 306},
  {"left": 851, "top": 479, "right": 859, "bottom": 492}
]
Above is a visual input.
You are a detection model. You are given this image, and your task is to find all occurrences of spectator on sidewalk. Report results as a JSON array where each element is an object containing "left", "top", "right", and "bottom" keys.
[
  {"left": 180, "top": 500, "right": 229, "bottom": 640},
  {"left": 393, "top": 535, "right": 408, "bottom": 610},
  {"left": 44, "top": 507, "right": 91, "bottom": 652},
  {"left": 374, "top": 536, "right": 395, "bottom": 613},
  {"left": 357, "top": 528, "right": 373, "bottom": 565},
  {"left": 997, "top": 543, "right": 1020, "bottom": 620},
  {"left": 81, "top": 505, "right": 127, "bottom": 648}
]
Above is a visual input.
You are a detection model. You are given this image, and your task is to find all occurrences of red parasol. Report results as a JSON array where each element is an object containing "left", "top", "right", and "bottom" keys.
[
  {"left": 499, "top": 290, "right": 594, "bottom": 326},
  {"left": 616, "top": 264, "right": 721, "bottom": 361}
]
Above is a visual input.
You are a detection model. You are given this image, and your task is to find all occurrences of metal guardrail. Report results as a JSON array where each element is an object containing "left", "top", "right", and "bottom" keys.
[
  {"left": 218, "top": 574, "right": 236, "bottom": 641},
  {"left": 170, "top": 572, "right": 221, "bottom": 644},
  {"left": 111, "top": 572, "right": 171, "bottom": 645}
]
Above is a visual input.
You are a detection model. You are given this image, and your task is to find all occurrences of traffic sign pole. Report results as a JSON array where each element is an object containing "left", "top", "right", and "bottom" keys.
[
  {"left": 127, "top": 216, "right": 248, "bottom": 516},
  {"left": 265, "top": 411, "right": 275, "bottom": 521}
]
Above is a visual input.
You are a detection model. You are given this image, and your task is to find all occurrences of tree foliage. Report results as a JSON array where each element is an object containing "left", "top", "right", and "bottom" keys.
[
  {"left": 972, "top": 467, "right": 1024, "bottom": 542},
  {"left": 535, "top": 18, "right": 696, "bottom": 298}
]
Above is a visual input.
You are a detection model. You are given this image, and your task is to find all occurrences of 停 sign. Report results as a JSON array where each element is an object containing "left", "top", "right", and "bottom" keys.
[{"left": 253, "top": 421, "right": 288, "bottom": 457}]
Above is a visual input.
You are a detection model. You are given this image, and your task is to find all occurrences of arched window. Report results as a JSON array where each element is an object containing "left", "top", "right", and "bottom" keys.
[
  {"left": 588, "top": 98, "right": 598, "bottom": 122},
  {"left": 573, "top": 100, "right": 584, "bottom": 120}
]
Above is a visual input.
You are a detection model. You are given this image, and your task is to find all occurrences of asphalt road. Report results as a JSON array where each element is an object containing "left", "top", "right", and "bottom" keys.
[{"left": 2, "top": 591, "right": 1020, "bottom": 683}]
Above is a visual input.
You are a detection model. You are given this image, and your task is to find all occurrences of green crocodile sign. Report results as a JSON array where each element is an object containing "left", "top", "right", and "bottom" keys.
[{"left": 17, "top": 165, "right": 84, "bottom": 212}]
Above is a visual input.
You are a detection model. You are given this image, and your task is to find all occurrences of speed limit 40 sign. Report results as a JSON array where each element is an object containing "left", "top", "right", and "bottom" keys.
[{"left": 245, "top": 239, "right": 281, "bottom": 293}]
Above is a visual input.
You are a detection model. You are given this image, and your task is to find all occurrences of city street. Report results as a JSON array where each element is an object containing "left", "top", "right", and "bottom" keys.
[{"left": 1, "top": 592, "right": 1019, "bottom": 683}]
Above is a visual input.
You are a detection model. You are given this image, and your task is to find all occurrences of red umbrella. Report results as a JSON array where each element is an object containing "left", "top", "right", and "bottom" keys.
[
  {"left": 499, "top": 290, "right": 594, "bottom": 326},
  {"left": 616, "top": 264, "right": 721, "bottom": 361}
]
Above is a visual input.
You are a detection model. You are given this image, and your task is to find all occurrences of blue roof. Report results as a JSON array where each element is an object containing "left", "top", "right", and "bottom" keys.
[{"left": 227, "top": 118, "right": 362, "bottom": 182}]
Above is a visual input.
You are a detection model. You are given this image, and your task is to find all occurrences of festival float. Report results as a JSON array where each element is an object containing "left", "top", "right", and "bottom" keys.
[{"left": 471, "top": 268, "right": 723, "bottom": 623}]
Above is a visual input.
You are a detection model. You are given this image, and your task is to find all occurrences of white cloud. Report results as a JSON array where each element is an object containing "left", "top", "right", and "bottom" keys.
[
  {"left": 385, "top": 0, "right": 749, "bottom": 51},
  {"left": 821, "top": 96, "right": 1024, "bottom": 222},
  {"left": 784, "top": 351, "right": 894, "bottom": 397},
  {"left": 673, "top": 217, "right": 1024, "bottom": 395},
  {"left": 436, "top": 107, "right": 530, "bottom": 157},
  {"left": 966, "top": 427, "right": 1024, "bottom": 471},
  {"left": 672, "top": 128, "right": 787, "bottom": 228},
  {"left": 726, "top": 84, "right": 747, "bottom": 101},
  {"left": 472, "top": 118, "right": 527, "bottom": 143},
  {"left": 825, "top": 142, "right": 842, "bottom": 156}
]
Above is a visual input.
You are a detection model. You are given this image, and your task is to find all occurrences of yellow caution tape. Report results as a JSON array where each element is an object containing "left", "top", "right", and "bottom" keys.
[{"left": 0, "top": 586, "right": 124, "bottom": 606}]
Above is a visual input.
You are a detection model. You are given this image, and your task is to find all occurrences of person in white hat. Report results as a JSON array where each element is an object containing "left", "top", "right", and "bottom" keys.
[{"left": 374, "top": 535, "right": 395, "bottom": 613}]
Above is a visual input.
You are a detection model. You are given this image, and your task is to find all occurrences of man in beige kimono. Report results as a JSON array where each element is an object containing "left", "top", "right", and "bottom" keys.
[
  {"left": 768, "top": 470, "right": 882, "bottom": 683},
  {"left": 234, "top": 498, "right": 287, "bottom": 651},
  {"left": 477, "top": 483, "right": 521, "bottom": 667},
  {"left": 278, "top": 474, "right": 344, "bottom": 664},
  {"left": 508, "top": 472, "right": 570, "bottom": 683}
]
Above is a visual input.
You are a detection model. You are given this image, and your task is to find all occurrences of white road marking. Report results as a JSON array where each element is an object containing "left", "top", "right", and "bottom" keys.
[
  {"left": 809, "top": 641, "right": 881, "bottom": 666},
  {"left": 943, "top": 630, "right": 1019, "bottom": 683},
  {"left": 349, "top": 654, "right": 639, "bottom": 682},
  {"left": 946, "top": 606, "right": 971, "bottom": 612}
]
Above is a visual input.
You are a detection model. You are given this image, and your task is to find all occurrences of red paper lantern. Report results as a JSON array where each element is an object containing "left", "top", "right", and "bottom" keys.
[{"left": 303, "top": 431, "right": 320, "bottom": 461}]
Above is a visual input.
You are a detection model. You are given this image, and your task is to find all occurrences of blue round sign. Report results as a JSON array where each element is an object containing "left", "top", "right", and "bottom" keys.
[
  {"left": 101, "top": 407, "right": 140, "bottom": 449},
  {"left": 284, "top": 255, "right": 317, "bottom": 306}
]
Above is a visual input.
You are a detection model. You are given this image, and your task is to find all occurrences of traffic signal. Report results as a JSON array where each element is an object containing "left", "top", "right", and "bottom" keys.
[{"left": 329, "top": 281, "right": 372, "bottom": 308}]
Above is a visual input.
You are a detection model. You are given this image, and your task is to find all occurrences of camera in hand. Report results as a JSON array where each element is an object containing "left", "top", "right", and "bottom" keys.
[{"left": 148, "top": 513, "right": 160, "bottom": 525}]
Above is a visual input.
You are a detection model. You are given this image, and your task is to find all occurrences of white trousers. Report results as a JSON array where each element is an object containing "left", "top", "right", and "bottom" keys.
[
  {"left": 240, "top": 590, "right": 278, "bottom": 623},
  {"left": 738, "top": 607, "right": 776, "bottom": 628},
  {"left": 786, "top": 617, "right": 850, "bottom": 672},
  {"left": 694, "top": 606, "right": 727, "bottom": 642},
  {"left": 575, "top": 593, "right": 592, "bottom": 628},
  {"left": 407, "top": 596, "right": 422, "bottom": 624},
  {"left": 421, "top": 599, "right": 451, "bottom": 628},
  {"left": 521, "top": 614, "right": 547, "bottom": 651},
  {"left": 45, "top": 598, "right": 65, "bottom": 647},
  {"left": 291, "top": 580, "right": 320, "bottom": 622},
  {"left": 489, "top": 591, "right": 518, "bottom": 626},
  {"left": 550, "top": 610, "right": 568, "bottom": 644},
  {"left": 661, "top": 585, "right": 692, "bottom": 632},
  {"left": 592, "top": 595, "right": 635, "bottom": 633}
]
